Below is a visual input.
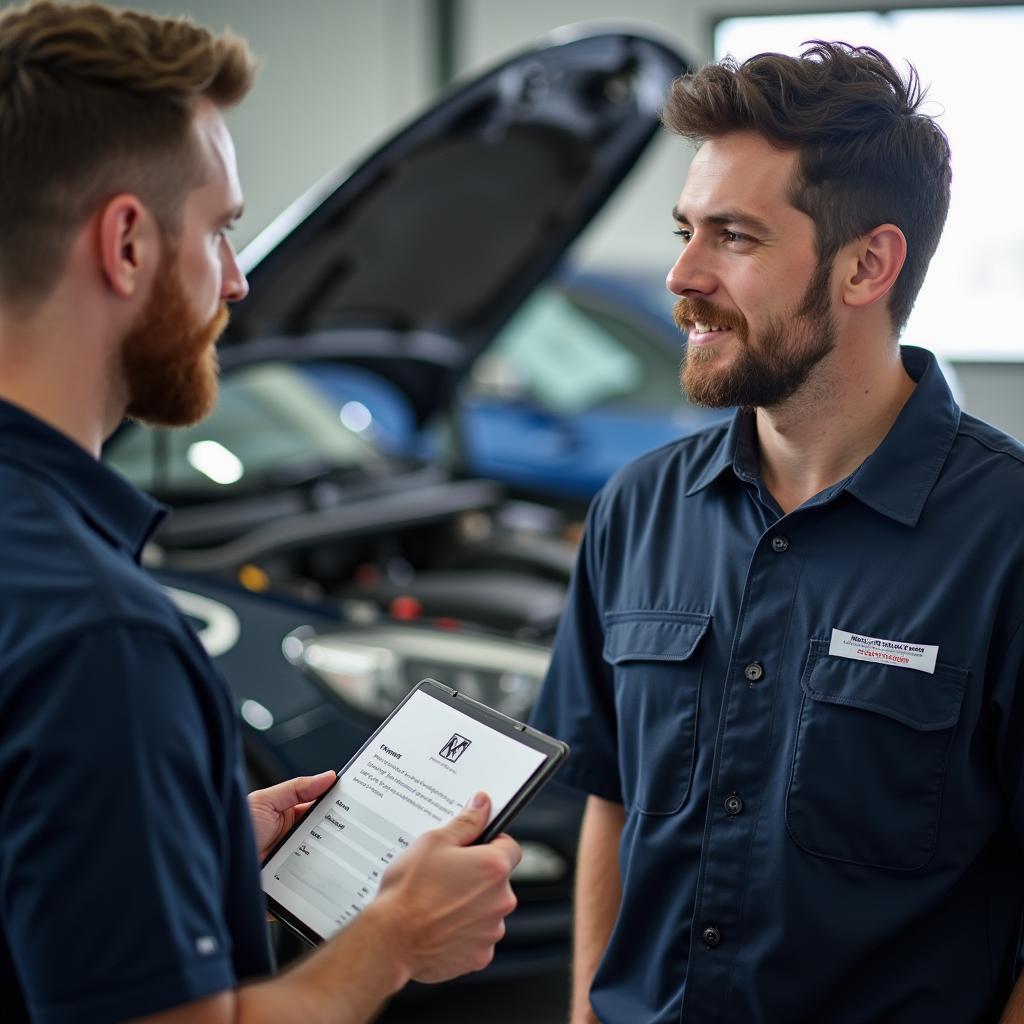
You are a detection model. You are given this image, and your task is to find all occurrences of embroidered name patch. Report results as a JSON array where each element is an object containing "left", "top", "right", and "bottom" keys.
[{"left": 828, "top": 628, "right": 938, "bottom": 674}]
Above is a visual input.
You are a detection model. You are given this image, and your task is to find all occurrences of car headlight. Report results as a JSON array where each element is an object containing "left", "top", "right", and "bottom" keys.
[{"left": 282, "top": 624, "right": 550, "bottom": 721}]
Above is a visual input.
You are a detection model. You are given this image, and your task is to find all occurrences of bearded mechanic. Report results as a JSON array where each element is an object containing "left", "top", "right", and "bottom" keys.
[
  {"left": 0, "top": 4, "right": 520, "bottom": 1023},
  {"left": 531, "top": 42, "right": 1024, "bottom": 1024}
]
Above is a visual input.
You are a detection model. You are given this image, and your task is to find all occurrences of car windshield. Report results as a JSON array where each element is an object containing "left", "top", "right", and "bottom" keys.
[{"left": 105, "top": 361, "right": 387, "bottom": 498}]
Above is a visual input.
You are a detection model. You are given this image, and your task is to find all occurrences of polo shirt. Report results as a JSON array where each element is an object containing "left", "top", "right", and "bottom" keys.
[
  {"left": 0, "top": 400, "right": 271, "bottom": 1023},
  {"left": 532, "top": 346, "right": 1024, "bottom": 1023}
]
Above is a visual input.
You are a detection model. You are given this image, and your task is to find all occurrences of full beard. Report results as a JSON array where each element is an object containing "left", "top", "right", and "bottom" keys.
[
  {"left": 120, "top": 255, "right": 229, "bottom": 428},
  {"left": 675, "top": 261, "right": 837, "bottom": 410}
]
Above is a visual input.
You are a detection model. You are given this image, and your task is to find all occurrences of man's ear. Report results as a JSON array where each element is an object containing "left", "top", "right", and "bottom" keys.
[
  {"left": 96, "top": 194, "right": 159, "bottom": 298},
  {"left": 840, "top": 224, "right": 907, "bottom": 310}
]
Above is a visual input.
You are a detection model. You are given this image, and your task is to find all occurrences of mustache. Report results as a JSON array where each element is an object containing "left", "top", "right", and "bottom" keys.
[{"left": 672, "top": 297, "right": 747, "bottom": 339}]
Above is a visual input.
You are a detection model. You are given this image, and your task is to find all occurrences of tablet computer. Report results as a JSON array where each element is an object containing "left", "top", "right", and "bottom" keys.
[{"left": 261, "top": 678, "right": 569, "bottom": 946}]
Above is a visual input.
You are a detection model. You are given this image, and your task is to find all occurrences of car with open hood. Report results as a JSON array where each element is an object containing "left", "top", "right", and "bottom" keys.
[{"left": 104, "top": 25, "right": 692, "bottom": 979}]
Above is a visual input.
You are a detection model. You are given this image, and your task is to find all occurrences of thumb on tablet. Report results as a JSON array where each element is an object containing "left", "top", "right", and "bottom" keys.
[{"left": 442, "top": 791, "right": 491, "bottom": 846}]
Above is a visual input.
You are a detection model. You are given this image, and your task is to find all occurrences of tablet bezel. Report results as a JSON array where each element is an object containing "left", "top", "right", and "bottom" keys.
[{"left": 260, "top": 677, "right": 569, "bottom": 947}]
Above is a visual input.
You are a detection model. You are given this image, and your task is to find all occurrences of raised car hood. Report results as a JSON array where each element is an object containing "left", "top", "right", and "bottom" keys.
[{"left": 220, "top": 27, "right": 690, "bottom": 425}]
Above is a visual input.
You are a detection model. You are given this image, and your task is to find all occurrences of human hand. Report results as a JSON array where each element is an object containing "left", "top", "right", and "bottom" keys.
[
  {"left": 248, "top": 770, "right": 337, "bottom": 862},
  {"left": 372, "top": 792, "right": 521, "bottom": 984}
]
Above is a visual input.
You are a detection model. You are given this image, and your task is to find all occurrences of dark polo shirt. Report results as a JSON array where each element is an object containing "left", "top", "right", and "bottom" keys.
[
  {"left": 532, "top": 347, "right": 1024, "bottom": 1023},
  {"left": 0, "top": 400, "right": 271, "bottom": 1023}
]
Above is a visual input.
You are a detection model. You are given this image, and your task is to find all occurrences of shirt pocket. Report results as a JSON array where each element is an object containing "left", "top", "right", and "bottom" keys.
[
  {"left": 604, "top": 611, "right": 711, "bottom": 815},
  {"left": 785, "top": 638, "right": 968, "bottom": 871}
]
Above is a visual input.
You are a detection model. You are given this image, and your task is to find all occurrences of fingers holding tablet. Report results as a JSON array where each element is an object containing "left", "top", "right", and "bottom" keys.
[
  {"left": 249, "top": 770, "right": 338, "bottom": 861},
  {"left": 373, "top": 792, "right": 521, "bottom": 983},
  {"left": 435, "top": 791, "right": 522, "bottom": 866}
]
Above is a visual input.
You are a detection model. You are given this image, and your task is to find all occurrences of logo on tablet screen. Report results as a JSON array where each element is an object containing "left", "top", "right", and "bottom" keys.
[{"left": 440, "top": 733, "right": 471, "bottom": 762}]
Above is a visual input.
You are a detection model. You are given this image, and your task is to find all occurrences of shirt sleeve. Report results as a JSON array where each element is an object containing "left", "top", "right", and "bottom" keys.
[
  {"left": 530, "top": 497, "right": 622, "bottom": 803},
  {"left": 0, "top": 623, "right": 238, "bottom": 1024}
]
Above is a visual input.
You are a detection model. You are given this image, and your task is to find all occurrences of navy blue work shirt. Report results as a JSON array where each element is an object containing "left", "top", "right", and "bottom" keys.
[
  {"left": 532, "top": 347, "right": 1024, "bottom": 1023},
  {"left": 0, "top": 400, "right": 271, "bottom": 1023}
]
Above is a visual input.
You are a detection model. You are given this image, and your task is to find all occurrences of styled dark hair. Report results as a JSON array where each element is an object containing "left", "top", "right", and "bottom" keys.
[
  {"left": 0, "top": 1, "right": 257, "bottom": 308},
  {"left": 663, "top": 41, "right": 951, "bottom": 334}
]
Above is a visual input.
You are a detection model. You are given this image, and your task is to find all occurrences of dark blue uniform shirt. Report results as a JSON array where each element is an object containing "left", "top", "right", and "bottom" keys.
[
  {"left": 0, "top": 400, "right": 271, "bottom": 1023},
  {"left": 532, "top": 347, "right": 1024, "bottom": 1023}
]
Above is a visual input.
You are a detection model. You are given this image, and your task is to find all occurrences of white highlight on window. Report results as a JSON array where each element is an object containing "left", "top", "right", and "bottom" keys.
[
  {"left": 240, "top": 699, "right": 275, "bottom": 731},
  {"left": 339, "top": 401, "right": 373, "bottom": 433},
  {"left": 187, "top": 440, "right": 244, "bottom": 485}
]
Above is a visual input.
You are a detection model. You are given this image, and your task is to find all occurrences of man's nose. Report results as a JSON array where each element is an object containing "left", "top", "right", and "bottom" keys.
[
  {"left": 666, "top": 240, "right": 716, "bottom": 297},
  {"left": 221, "top": 242, "right": 249, "bottom": 304}
]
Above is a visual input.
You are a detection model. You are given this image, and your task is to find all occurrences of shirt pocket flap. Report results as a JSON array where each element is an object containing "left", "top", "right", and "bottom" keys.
[
  {"left": 801, "top": 638, "right": 968, "bottom": 731},
  {"left": 603, "top": 612, "right": 712, "bottom": 664}
]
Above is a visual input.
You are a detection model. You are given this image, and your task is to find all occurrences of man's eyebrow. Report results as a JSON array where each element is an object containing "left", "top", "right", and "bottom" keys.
[{"left": 671, "top": 207, "right": 772, "bottom": 235}]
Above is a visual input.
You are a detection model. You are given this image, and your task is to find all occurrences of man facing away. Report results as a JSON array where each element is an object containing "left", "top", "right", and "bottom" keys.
[
  {"left": 531, "top": 42, "right": 1024, "bottom": 1024},
  {"left": 0, "top": 3, "right": 520, "bottom": 1022}
]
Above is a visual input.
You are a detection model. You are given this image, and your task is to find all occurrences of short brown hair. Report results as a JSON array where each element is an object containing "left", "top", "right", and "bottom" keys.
[
  {"left": 0, "top": 1, "right": 256, "bottom": 308},
  {"left": 663, "top": 41, "right": 951, "bottom": 334}
]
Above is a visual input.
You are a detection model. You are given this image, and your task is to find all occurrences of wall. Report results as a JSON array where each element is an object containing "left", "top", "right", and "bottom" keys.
[{"left": 955, "top": 363, "right": 1024, "bottom": 441}]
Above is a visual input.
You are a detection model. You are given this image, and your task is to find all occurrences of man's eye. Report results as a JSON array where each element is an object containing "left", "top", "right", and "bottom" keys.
[
  {"left": 673, "top": 228, "right": 692, "bottom": 243},
  {"left": 724, "top": 230, "right": 750, "bottom": 243}
]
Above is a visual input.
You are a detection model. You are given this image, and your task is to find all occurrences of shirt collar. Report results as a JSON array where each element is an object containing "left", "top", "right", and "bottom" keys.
[
  {"left": 684, "top": 409, "right": 756, "bottom": 497},
  {"left": 683, "top": 346, "right": 959, "bottom": 527},
  {"left": 844, "top": 346, "right": 960, "bottom": 526},
  {"left": 0, "top": 399, "right": 166, "bottom": 560}
]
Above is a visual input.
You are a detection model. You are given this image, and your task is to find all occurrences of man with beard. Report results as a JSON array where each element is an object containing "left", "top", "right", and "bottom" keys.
[
  {"left": 0, "top": 4, "right": 520, "bottom": 1023},
  {"left": 531, "top": 42, "right": 1024, "bottom": 1024}
]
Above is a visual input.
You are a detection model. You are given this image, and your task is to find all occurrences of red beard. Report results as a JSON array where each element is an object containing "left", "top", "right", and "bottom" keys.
[{"left": 121, "top": 254, "right": 229, "bottom": 427}]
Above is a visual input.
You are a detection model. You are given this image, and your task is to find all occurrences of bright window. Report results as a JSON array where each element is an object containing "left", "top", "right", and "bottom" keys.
[{"left": 715, "top": 8, "right": 1024, "bottom": 360}]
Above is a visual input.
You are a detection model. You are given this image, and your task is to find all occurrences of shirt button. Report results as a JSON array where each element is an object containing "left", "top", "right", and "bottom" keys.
[
  {"left": 744, "top": 661, "right": 764, "bottom": 682},
  {"left": 702, "top": 925, "right": 722, "bottom": 948},
  {"left": 724, "top": 793, "right": 744, "bottom": 816},
  {"left": 771, "top": 535, "right": 790, "bottom": 553}
]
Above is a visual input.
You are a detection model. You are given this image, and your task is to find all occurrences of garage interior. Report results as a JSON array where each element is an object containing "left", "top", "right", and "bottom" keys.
[{"left": 2, "top": 1, "right": 1019, "bottom": 1022}]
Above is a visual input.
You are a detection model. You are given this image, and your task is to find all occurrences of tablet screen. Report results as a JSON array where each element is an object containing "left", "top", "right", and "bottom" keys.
[{"left": 262, "top": 686, "right": 549, "bottom": 941}]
